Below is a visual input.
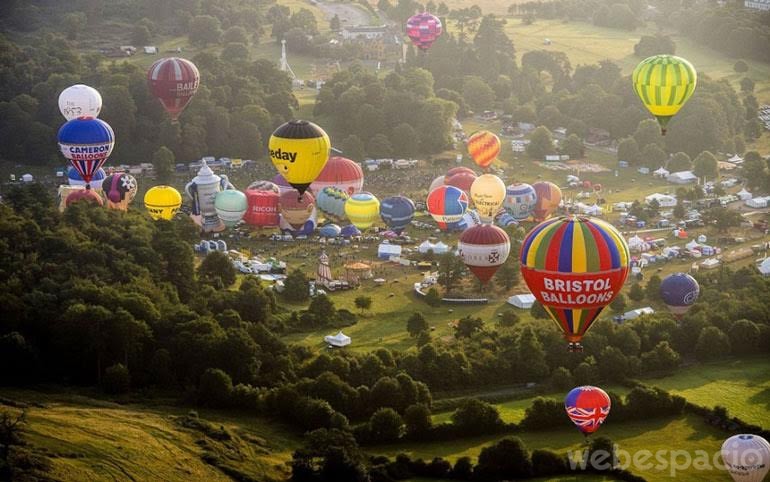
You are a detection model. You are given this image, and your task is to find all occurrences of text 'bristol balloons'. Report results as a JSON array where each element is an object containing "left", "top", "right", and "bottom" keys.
[
  {"left": 144, "top": 185, "right": 182, "bottom": 221},
  {"left": 280, "top": 189, "right": 315, "bottom": 230},
  {"left": 58, "top": 84, "right": 102, "bottom": 121},
  {"left": 310, "top": 156, "right": 364, "bottom": 195},
  {"left": 317, "top": 186, "right": 349, "bottom": 221},
  {"left": 520, "top": 216, "right": 630, "bottom": 351},
  {"left": 427, "top": 185, "right": 469, "bottom": 231},
  {"left": 532, "top": 181, "right": 562, "bottom": 222},
  {"left": 68, "top": 166, "right": 106, "bottom": 190},
  {"left": 103, "top": 173, "right": 138, "bottom": 211},
  {"left": 244, "top": 189, "right": 280, "bottom": 227},
  {"left": 458, "top": 224, "right": 511, "bottom": 284},
  {"left": 380, "top": 196, "right": 415, "bottom": 233},
  {"left": 58, "top": 118, "right": 115, "bottom": 187},
  {"left": 504, "top": 183, "right": 537, "bottom": 221},
  {"left": 470, "top": 174, "right": 506, "bottom": 222},
  {"left": 345, "top": 192, "right": 380, "bottom": 230},
  {"left": 406, "top": 12, "right": 442, "bottom": 51},
  {"left": 215, "top": 190, "right": 248, "bottom": 228},
  {"left": 565, "top": 386, "right": 611, "bottom": 436},
  {"left": 721, "top": 434, "right": 770, "bottom": 482},
  {"left": 660, "top": 273, "right": 700, "bottom": 318},
  {"left": 632, "top": 55, "right": 697, "bottom": 135},
  {"left": 66, "top": 188, "right": 104, "bottom": 208},
  {"left": 269, "top": 120, "right": 331, "bottom": 197},
  {"left": 467, "top": 131, "right": 501, "bottom": 170},
  {"left": 147, "top": 57, "right": 200, "bottom": 121}
]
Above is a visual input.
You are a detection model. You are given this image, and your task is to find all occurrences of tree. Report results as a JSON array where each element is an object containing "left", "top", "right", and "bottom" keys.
[
  {"left": 597, "top": 347, "right": 630, "bottom": 381},
  {"left": 634, "top": 119, "right": 664, "bottom": 150},
  {"left": 692, "top": 151, "right": 719, "bottom": 179},
  {"left": 740, "top": 77, "right": 755, "bottom": 94},
  {"left": 610, "top": 293, "right": 627, "bottom": 313},
  {"left": 103, "top": 363, "right": 130, "bottom": 394},
  {"left": 152, "top": 146, "right": 174, "bottom": 183},
  {"left": 496, "top": 261, "right": 519, "bottom": 290},
  {"left": 132, "top": 24, "right": 151, "bottom": 46},
  {"left": 369, "top": 408, "right": 403, "bottom": 442},
  {"left": 645, "top": 275, "right": 662, "bottom": 301},
  {"left": 290, "top": 8, "right": 319, "bottom": 36},
  {"left": 330, "top": 14, "right": 341, "bottom": 31},
  {"left": 189, "top": 15, "right": 222, "bottom": 47},
  {"left": 406, "top": 312, "right": 429, "bottom": 337},
  {"left": 585, "top": 436, "right": 616, "bottom": 471},
  {"left": 391, "top": 123, "right": 420, "bottom": 158},
  {"left": 560, "top": 134, "right": 584, "bottom": 159},
  {"left": 498, "top": 310, "right": 520, "bottom": 328},
  {"left": 354, "top": 296, "right": 372, "bottom": 314},
  {"left": 550, "top": 367, "right": 573, "bottom": 391},
  {"left": 437, "top": 253, "right": 464, "bottom": 292},
  {"left": 455, "top": 316, "right": 483, "bottom": 339},
  {"left": 284, "top": 269, "right": 310, "bottom": 302},
  {"left": 198, "top": 251, "right": 236, "bottom": 288},
  {"left": 531, "top": 449, "right": 567, "bottom": 477},
  {"left": 403, "top": 403, "right": 432, "bottom": 436},
  {"left": 530, "top": 301, "right": 549, "bottom": 319},
  {"left": 617, "top": 137, "right": 640, "bottom": 165},
  {"left": 628, "top": 283, "right": 644, "bottom": 302},
  {"left": 668, "top": 152, "right": 692, "bottom": 172},
  {"left": 462, "top": 76, "right": 495, "bottom": 112},
  {"left": 340, "top": 135, "right": 365, "bottom": 161},
  {"left": 526, "top": 126, "right": 555, "bottom": 159},
  {"left": 223, "top": 26, "right": 249, "bottom": 45},
  {"left": 309, "top": 295, "right": 336, "bottom": 325},
  {"left": 641, "top": 341, "right": 680, "bottom": 372},
  {"left": 695, "top": 327, "right": 731, "bottom": 361},
  {"left": 606, "top": 3, "right": 637, "bottom": 30},
  {"left": 424, "top": 287, "right": 441, "bottom": 307},
  {"left": 728, "top": 319, "right": 760, "bottom": 354},
  {"left": 475, "top": 437, "right": 533, "bottom": 480},
  {"left": 641, "top": 143, "right": 668, "bottom": 168},
  {"left": 63, "top": 12, "right": 87, "bottom": 40},
  {"left": 367, "top": 134, "right": 393, "bottom": 158},
  {"left": 733, "top": 60, "right": 749, "bottom": 73},
  {"left": 706, "top": 207, "right": 743, "bottom": 232},
  {"left": 515, "top": 327, "right": 549, "bottom": 380},
  {"left": 198, "top": 368, "right": 233, "bottom": 407},
  {"left": 451, "top": 399, "right": 503, "bottom": 436},
  {"left": 634, "top": 34, "right": 676, "bottom": 57},
  {"left": 520, "top": 397, "right": 563, "bottom": 430}
]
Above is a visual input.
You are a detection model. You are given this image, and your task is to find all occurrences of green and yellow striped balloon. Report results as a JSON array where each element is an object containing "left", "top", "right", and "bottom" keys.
[{"left": 632, "top": 55, "right": 697, "bottom": 135}]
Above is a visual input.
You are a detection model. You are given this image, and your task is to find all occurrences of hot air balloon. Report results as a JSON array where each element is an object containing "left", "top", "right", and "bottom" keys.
[
  {"left": 495, "top": 211, "right": 518, "bottom": 228},
  {"left": 244, "top": 188, "right": 280, "bottom": 227},
  {"left": 65, "top": 188, "right": 104, "bottom": 207},
  {"left": 446, "top": 166, "right": 477, "bottom": 178},
  {"left": 429, "top": 175, "right": 446, "bottom": 193},
  {"left": 269, "top": 120, "right": 331, "bottom": 197},
  {"left": 445, "top": 170, "right": 477, "bottom": 195},
  {"left": 341, "top": 224, "right": 361, "bottom": 238},
  {"left": 58, "top": 117, "right": 115, "bottom": 188},
  {"left": 450, "top": 209, "right": 482, "bottom": 232},
  {"left": 520, "top": 216, "right": 630, "bottom": 351},
  {"left": 319, "top": 224, "right": 342, "bottom": 238},
  {"left": 564, "top": 386, "right": 611, "bottom": 436},
  {"left": 247, "top": 180, "right": 280, "bottom": 193},
  {"left": 406, "top": 12, "right": 442, "bottom": 51},
  {"left": 632, "top": 55, "right": 697, "bottom": 135},
  {"left": 345, "top": 192, "right": 380, "bottom": 230},
  {"left": 316, "top": 186, "right": 349, "bottom": 221},
  {"left": 721, "top": 434, "right": 770, "bottom": 482},
  {"left": 144, "top": 185, "right": 182, "bottom": 220},
  {"left": 271, "top": 174, "right": 296, "bottom": 196},
  {"left": 102, "top": 172, "right": 137, "bottom": 211},
  {"left": 458, "top": 224, "right": 511, "bottom": 284},
  {"left": 427, "top": 185, "right": 469, "bottom": 230},
  {"left": 380, "top": 196, "right": 415, "bottom": 233},
  {"left": 280, "top": 189, "right": 315, "bottom": 230},
  {"left": 467, "top": 131, "right": 501, "bottom": 170},
  {"left": 147, "top": 57, "right": 200, "bottom": 121},
  {"left": 59, "top": 84, "right": 102, "bottom": 121},
  {"left": 504, "top": 183, "right": 537, "bottom": 221},
  {"left": 68, "top": 166, "right": 106, "bottom": 190},
  {"left": 660, "top": 273, "right": 700, "bottom": 318},
  {"left": 470, "top": 174, "right": 506, "bottom": 222},
  {"left": 215, "top": 190, "right": 248, "bottom": 227},
  {"left": 310, "top": 156, "right": 364, "bottom": 195},
  {"left": 279, "top": 207, "right": 317, "bottom": 236},
  {"left": 532, "top": 181, "right": 562, "bottom": 222}
]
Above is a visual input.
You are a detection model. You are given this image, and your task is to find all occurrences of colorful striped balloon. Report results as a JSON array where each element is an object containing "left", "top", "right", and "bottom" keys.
[
  {"left": 344, "top": 192, "right": 380, "bottom": 230},
  {"left": 427, "top": 185, "right": 469, "bottom": 231},
  {"left": 520, "top": 216, "right": 630, "bottom": 351},
  {"left": 406, "top": 12, "right": 442, "bottom": 51},
  {"left": 632, "top": 55, "right": 697, "bottom": 135},
  {"left": 467, "top": 131, "right": 501, "bottom": 170},
  {"left": 532, "top": 181, "right": 562, "bottom": 222}
]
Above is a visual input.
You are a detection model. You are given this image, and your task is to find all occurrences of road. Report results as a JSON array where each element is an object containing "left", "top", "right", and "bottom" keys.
[{"left": 315, "top": 1, "right": 375, "bottom": 26}]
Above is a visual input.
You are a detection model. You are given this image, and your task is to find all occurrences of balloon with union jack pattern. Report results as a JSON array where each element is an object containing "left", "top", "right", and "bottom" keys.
[
  {"left": 565, "top": 386, "right": 611, "bottom": 435},
  {"left": 520, "top": 216, "right": 630, "bottom": 351},
  {"left": 406, "top": 12, "right": 443, "bottom": 51},
  {"left": 147, "top": 57, "right": 200, "bottom": 121},
  {"left": 58, "top": 117, "right": 115, "bottom": 188}
]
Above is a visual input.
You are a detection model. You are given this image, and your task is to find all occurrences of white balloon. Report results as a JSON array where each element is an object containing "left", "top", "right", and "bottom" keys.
[
  {"left": 58, "top": 84, "right": 102, "bottom": 120},
  {"left": 721, "top": 434, "right": 770, "bottom": 482}
]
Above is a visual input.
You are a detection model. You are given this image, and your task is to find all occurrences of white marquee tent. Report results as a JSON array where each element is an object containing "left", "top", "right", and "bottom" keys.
[{"left": 324, "top": 331, "right": 351, "bottom": 347}]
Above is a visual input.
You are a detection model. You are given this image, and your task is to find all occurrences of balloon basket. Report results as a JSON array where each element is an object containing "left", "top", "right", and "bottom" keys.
[{"left": 568, "top": 342, "right": 584, "bottom": 353}]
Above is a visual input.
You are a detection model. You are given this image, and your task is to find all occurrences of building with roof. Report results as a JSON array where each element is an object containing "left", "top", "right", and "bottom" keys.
[
  {"left": 667, "top": 171, "right": 698, "bottom": 184},
  {"left": 507, "top": 294, "right": 535, "bottom": 309},
  {"left": 745, "top": 0, "right": 770, "bottom": 10}
]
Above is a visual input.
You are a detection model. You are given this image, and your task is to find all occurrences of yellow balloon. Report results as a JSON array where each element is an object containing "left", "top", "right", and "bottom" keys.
[
  {"left": 268, "top": 120, "right": 330, "bottom": 196},
  {"left": 632, "top": 55, "right": 697, "bottom": 135},
  {"left": 144, "top": 185, "right": 182, "bottom": 220},
  {"left": 470, "top": 174, "right": 506, "bottom": 222},
  {"left": 344, "top": 192, "right": 380, "bottom": 230}
]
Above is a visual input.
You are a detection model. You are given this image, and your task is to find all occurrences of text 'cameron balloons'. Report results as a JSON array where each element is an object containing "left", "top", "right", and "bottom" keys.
[
  {"left": 565, "top": 386, "right": 611, "bottom": 436},
  {"left": 380, "top": 196, "right": 415, "bottom": 233},
  {"left": 504, "top": 183, "right": 537, "bottom": 221},
  {"left": 632, "top": 55, "right": 697, "bottom": 135},
  {"left": 345, "top": 192, "right": 380, "bottom": 230},
  {"left": 215, "top": 190, "right": 248, "bottom": 228},
  {"left": 244, "top": 189, "right": 279, "bottom": 227},
  {"left": 721, "top": 434, "right": 770, "bottom": 482},
  {"left": 103, "top": 173, "right": 138, "bottom": 211},
  {"left": 59, "top": 84, "right": 102, "bottom": 121},
  {"left": 147, "top": 57, "right": 200, "bottom": 121},
  {"left": 269, "top": 120, "right": 331, "bottom": 197},
  {"left": 660, "top": 273, "right": 700, "bottom": 318},
  {"left": 458, "top": 224, "right": 511, "bottom": 284},
  {"left": 532, "top": 181, "right": 562, "bottom": 222},
  {"left": 406, "top": 12, "right": 442, "bottom": 51},
  {"left": 68, "top": 166, "right": 106, "bottom": 190},
  {"left": 467, "top": 131, "right": 501, "bottom": 170},
  {"left": 520, "top": 216, "right": 630, "bottom": 351},
  {"left": 144, "top": 185, "right": 182, "bottom": 220},
  {"left": 317, "top": 186, "right": 349, "bottom": 221},
  {"left": 470, "top": 174, "right": 506, "bottom": 222},
  {"left": 66, "top": 188, "right": 104, "bottom": 208},
  {"left": 427, "top": 185, "right": 469, "bottom": 231},
  {"left": 58, "top": 117, "right": 115, "bottom": 187},
  {"left": 310, "top": 156, "right": 364, "bottom": 195},
  {"left": 280, "top": 189, "right": 315, "bottom": 230}
]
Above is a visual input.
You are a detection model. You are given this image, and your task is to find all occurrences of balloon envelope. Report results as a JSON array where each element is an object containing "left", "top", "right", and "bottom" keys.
[
  {"left": 345, "top": 192, "right": 380, "bottom": 230},
  {"left": 504, "top": 183, "right": 537, "bottom": 221},
  {"left": 429, "top": 175, "right": 446, "bottom": 193},
  {"left": 565, "top": 386, "right": 611, "bottom": 435},
  {"left": 244, "top": 189, "right": 280, "bottom": 227},
  {"left": 102, "top": 172, "right": 137, "bottom": 211},
  {"left": 427, "top": 185, "right": 469, "bottom": 230},
  {"left": 341, "top": 224, "right": 361, "bottom": 238},
  {"left": 310, "top": 156, "right": 364, "bottom": 195},
  {"left": 380, "top": 196, "right": 415, "bottom": 233},
  {"left": 65, "top": 188, "right": 103, "bottom": 208},
  {"left": 269, "top": 120, "right": 331, "bottom": 196},
  {"left": 59, "top": 84, "right": 102, "bottom": 121},
  {"left": 721, "top": 434, "right": 770, "bottom": 482},
  {"left": 68, "top": 166, "right": 106, "bottom": 190},
  {"left": 467, "top": 131, "right": 501, "bottom": 169},
  {"left": 660, "top": 273, "right": 699, "bottom": 317},
  {"left": 520, "top": 216, "right": 630, "bottom": 350},
  {"left": 247, "top": 180, "right": 280, "bottom": 193},
  {"left": 445, "top": 171, "right": 476, "bottom": 194},
  {"left": 406, "top": 12, "right": 442, "bottom": 51},
  {"left": 215, "top": 190, "right": 248, "bottom": 227},
  {"left": 458, "top": 224, "right": 511, "bottom": 284},
  {"left": 316, "top": 186, "right": 349, "bottom": 221},
  {"left": 147, "top": 57, "right": 200, "bottom": 120},
  {"left": 319, "top": 223, "right": 342, "bottom": 238},
  {"left": 532, "top": 181, "right": 562, "bottom": 222},
  {"left": 632, "top": 55, "right": 697, "bottom": 134},
  {"left": 58, "top": 118, "right": 115, "bottom": 185},
  {"left": 280, "top": 189, "right": 315, "bottom": 230},
  {"left": 144, "top": 185, "right": 182, "bottom": 220},
  {"left": 470, "top": 174, "right": 506, "bottom": 222}
]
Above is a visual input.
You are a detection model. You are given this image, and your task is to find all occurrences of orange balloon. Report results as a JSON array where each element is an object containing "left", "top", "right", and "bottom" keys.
[{"left": 467, "top": 131, "right": 501, "bottom": 169}]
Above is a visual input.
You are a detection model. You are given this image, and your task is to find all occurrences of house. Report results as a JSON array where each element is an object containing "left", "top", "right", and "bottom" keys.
[
  {"left": 621, "top": 307, "right": 655, "bottom": 321},
  {"left": 746, "top": 196, "right": 770, "bottom": 208},
  {"left": 511, "top": 140, "right": 529, "bottom": 153},
  {"left": 653, "top": 167, "right": 670, "bottom": 178},
  {"left": 745, "top": 0, "right": 770, "bottom": 10},
  {"left": 341, "top": 25, "right": 388, "bottom": 40},
  {"left": 143, "top": 46, "right": 158, "bottom": 54},
  {"left": 667, "top": 171, "right": 698, "bottom": 184},
  {"left": 507, "top": 294, "right": 535, "bottom": 309},
  {"left": 645, "top": 193, "right": 677, "bottom": 208}
]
